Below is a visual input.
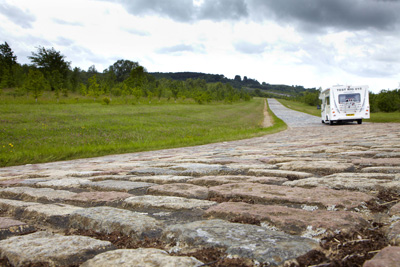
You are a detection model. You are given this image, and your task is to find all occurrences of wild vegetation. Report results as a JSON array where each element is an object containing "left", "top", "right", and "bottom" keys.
[{"left": 0, "top": 43, "right": 251, "bottom": 104}]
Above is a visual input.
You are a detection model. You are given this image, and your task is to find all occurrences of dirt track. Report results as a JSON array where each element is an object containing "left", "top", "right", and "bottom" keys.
[{"left": 0, "top": 99, "right": 399, "bottom": 266}]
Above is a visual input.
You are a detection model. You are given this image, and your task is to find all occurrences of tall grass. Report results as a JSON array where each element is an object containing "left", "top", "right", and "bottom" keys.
[{"left": 0, "top": 96, "right": 282, "bottom": 167}]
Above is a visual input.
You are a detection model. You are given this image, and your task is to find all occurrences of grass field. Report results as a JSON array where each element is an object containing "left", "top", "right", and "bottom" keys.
[
  {"left": 277, "top": 98, "right": 400, "bottom": 123},
  {"left": 0, "top": 95, "right": 285, "bottom": 167}
]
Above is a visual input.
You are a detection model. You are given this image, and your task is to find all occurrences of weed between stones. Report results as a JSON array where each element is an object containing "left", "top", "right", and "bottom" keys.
[
  {"left": 317, "top": 227, "right": 388, "bottom": 267},
  {"left": 64, "top": 229, "right": 165, "bottom": 249},
  {"left": 367, "top": 188, "right": 400, "bottom": 212}
]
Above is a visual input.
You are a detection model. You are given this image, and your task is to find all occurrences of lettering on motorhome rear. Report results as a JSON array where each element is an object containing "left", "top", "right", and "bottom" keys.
[{"left": 319, "top": 85, "right": 370, "bottom": 125}]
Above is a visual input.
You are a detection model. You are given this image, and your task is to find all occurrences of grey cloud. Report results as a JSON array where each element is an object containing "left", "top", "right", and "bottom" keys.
[
  {"left": 0, "top": 3, "right": 36, "bottom": 28},
  {"left": 109, "top": 0, "right": 194, "bottom": 22},
  {"left": 102, "top": 0, "right": 400, "bottom": 32},
  {"left": 104, "top": 0, "right": 248, "bottom": 22},
  {"left": 198, "top": 0, "right": 248, "bottom": 21},
  {"left": 249, "top": 0, "right": 400, "bottom": 32},
  {"left": 233, "top": 41, "right": 268, "bottom": 54}
]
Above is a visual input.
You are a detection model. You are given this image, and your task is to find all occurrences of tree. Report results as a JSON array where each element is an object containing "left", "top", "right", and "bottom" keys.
[
  {"left": 23, "top": 69, "right": 49, "bottom": 101},
  {"left": 28, "top": 46, "right": 70, "bottom": 86},
  {"left": 125, "top": 65, "right": 148, "bottom": 89},
  {"left": 234, "top": 75, "right": 241, "bottom": 82},
  {"left": 87, "top": 75, "right": 101, "bottom": 100},
  {"left": 70, "top": 67, "right": 82, "bottom": 92},
  {"left": 0, "top": 42, "right": 17, "bottom": 66},
  {"left": 0, "top": 42, "right": 18, "bottom": 88},
  {"left": 87, "top": 65, "right": 98, "bottom": 75},
  {"left": 107, "top": 59, "right": 139, "bottom": 82},
  {"left": 48, "top": 70, "right": 63, "bottom": 99}
]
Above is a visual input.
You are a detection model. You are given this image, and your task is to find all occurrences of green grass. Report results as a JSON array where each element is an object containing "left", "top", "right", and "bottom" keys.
[
  {"left": 0, "top": 95, "right": 285, "bottom": 167},
  {"left": 277, "top": 99, "right": 320, "bottom": 117},
  {"left": 364, "top": 112, "right": 400, "bottom": 123},
  {"left": 277, "top": 98, "right": 400, "bottom": 123}
]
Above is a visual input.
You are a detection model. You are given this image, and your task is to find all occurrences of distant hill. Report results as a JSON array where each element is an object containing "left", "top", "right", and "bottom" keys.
[{"left": 149, "top": 71, "right": 313, "bottom": 97}]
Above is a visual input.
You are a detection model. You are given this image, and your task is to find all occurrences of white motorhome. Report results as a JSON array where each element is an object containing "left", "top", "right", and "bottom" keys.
[{"left": 319, "top": 85, "right": 370, "bottom": 125}]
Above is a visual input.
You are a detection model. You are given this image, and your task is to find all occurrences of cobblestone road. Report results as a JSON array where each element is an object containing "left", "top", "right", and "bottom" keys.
[
  {"left": 0, "top": 101, "right": 399, "bottom": 266},
  {"left": 268, "top": 98, "right": 323, "bottom": 128}
]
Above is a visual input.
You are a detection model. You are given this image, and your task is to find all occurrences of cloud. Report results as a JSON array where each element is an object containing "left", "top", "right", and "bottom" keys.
[
  {"left": 156, "top": 43, "right": 203, "bottom": 54},
  {"left": 249, "top": 0, "right": 400, "bottom": 32},
  {"left": 198, "top": 0, "right": 248, "bottom": 21},
  {"left": 107, "top": 0, "right": 194, "bottom": 22},
  {"left": 0, "top": 2, "right": 36, "bottom": 29},
  {"left": 123, "top": 27, "right": 151, "bottom": 37},
  {"left": 103, "top": 0, "right": 400, "bottom": 32},
  {"left": 104, "top": 0, "right": 249, "bottom": 22},
  {"left": 52, "top": 18, "right": 83, "bottom": 27},
  {"left": 55, "top": 37, "right": 75, "bottom": 47},
  {"left": 233, "top": 41, "right": 268, "bottom": 54}
]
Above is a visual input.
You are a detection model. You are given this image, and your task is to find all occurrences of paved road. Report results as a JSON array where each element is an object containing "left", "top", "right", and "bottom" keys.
[
  {"left": 0, "top": 105, "right": 399, "bottom": 265},
  {"left": 268, "top": 98, "right": 323, "bottom": 127}
]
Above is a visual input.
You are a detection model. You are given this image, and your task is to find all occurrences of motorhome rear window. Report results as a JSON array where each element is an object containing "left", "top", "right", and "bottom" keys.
[{"left": 338, "top": 93, "right": 361, "bottom": 103}]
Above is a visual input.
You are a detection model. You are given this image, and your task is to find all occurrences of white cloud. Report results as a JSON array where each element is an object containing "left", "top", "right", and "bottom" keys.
[{"left": 0, "top": 0, "right": 399, "bottom": 92}]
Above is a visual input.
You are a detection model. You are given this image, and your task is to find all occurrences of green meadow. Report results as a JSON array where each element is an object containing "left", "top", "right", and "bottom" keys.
[
  {"left": 277, "top": 98, "right": 400, "bottom": 123},
  {"left": 0, "top": 95, "right": 285, "bottom": 167}
]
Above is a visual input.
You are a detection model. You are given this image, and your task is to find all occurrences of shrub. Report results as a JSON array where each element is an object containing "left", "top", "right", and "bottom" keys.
[{"left": 102, "top": 97, "right": 111, "bottom": 105}]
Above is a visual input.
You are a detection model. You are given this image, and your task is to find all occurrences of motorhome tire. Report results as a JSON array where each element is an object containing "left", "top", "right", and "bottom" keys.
[
  {"left": 329, "top": 120, "right": 334, "bottom": 125},
  {"left": 357, "top": 119, "right": 362, "bottom": 124}
]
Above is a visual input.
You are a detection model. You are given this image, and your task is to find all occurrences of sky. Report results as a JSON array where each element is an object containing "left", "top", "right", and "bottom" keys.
[{"left": 1, "top": 0, "right": 400, "bottom": 93}]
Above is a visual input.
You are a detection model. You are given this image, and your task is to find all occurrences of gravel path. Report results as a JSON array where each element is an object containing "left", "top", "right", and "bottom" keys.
[{"left": 267, "top": 98, "right": 323, "bottom": 127}]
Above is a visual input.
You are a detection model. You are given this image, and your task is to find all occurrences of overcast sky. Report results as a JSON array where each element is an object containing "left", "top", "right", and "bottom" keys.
[{"left": 1, "top": 0, "right": 400, "bottom": 92}]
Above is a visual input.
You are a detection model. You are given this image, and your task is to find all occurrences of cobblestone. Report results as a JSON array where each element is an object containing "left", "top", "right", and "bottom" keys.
[{"left": 0, "top": 99, "right": 399, "bottom": 265}]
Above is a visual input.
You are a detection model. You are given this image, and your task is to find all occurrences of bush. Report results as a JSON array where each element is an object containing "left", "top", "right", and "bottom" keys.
[
  {"left": 376, "top": 90, "right": 400, "bottom": 112},
  {"left": 102, "top": 97, "right": 111, "bottom": 105}
]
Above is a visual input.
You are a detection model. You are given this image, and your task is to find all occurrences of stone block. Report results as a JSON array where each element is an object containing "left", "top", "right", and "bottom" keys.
[
  {"left": 206, "top": 202, "right": 368, "bottom": 237},
  {"left": 81, "top": 248, "right": 203, "bottom": 267},
  {"left": 246, "top": 169, "right": 313, "bottom": 180},
  {"left": 277, "top": 160, "right": 355, "bottom": 175},
  {"left": 69, "top": 206, "right": 164, "bottom": 240},
  {"left": 284, "top": 176, "right": 400, "bottom": 192},
  {"left": 129, "top": 175, "right": 193, "bottom": 184},
  {"left": 162, "top": 219, "right": 318, "bottom": 265},
  {"left": 36, "top": 177, "right": 92, "bottom": 189},
  {"left": 188, "top": 175, "right": 287, "bottom": 186},
  {"left": 0, "top": 217, "right": 35, "bottom": 240},
  {"left": 68, "top": 191, "right": 132, "bottom": 205},
  {"left": 0, "top": 199, "right": 40, "bottom": 216},
  {"left": 209, "top": 183, "right": 374, "bottom": 209},
  {"left": 124, "top": 195, "right": 216, "bottom": 210},
  {"left": 0, "top": 187, "right": 77, "bottom": 202},
  {"left": 85, "top": 180, "right": 155, "bottom": 193},
  {"left": 148, "top": 183, "right": 209, "bottom": 199},
  {"left": 0, "top": 231, "right": 114, "bottom": 266},
  {"left": 23, "top": 203, "right": 83, "bottom": 227},
  {"left": 363, "top": 246, "right": 400, "bottom": 267}
]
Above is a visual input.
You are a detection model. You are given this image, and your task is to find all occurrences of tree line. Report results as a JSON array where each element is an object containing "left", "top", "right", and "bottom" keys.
[{"left": 0, "top": 42, "right": 251, "bottom": 103}]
